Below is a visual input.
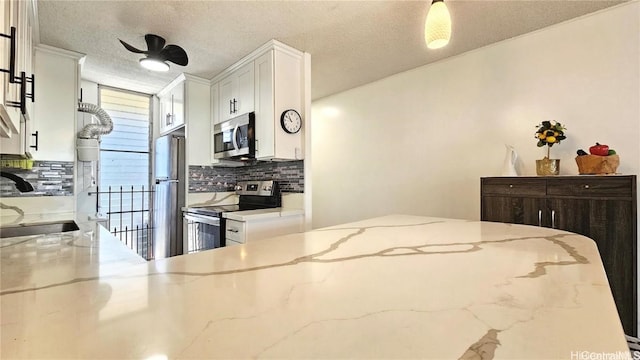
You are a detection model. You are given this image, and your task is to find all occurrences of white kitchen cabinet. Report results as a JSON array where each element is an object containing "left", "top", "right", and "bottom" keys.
[
  {"left": 0, "top": 112, "right": 33, "bottom": 157},
  {"left": 225, "top": 213, "right": 303, "bottom": 245},
  {"left": 158, "top": 79, "right": 185, "bottom": 135},
  {"left": 209, "top": 81, "right": 225, "bottom": 166},
  {"left": 210, "top": 82, "right": 220, "bottom": 125},
  {"left": 210, "top": 40, "right": 305, "bottom": 162},
  {"left": 218, "top": 61, "right": 254, "bottom": 122},
  {"left": 22, "top": 45, "right": 83, "bottom": 161},
  {"left": 0, "top": 0, "right": 35, "bottom": 141},
  {"left": 183, "top": 74, "right": 212, "bottom": 166},
  {"left": 158, "top": 94, "right": 171, "bottom": 133},
  {"left": 254, "top": 46, "right": 304, "bottom": 161}
]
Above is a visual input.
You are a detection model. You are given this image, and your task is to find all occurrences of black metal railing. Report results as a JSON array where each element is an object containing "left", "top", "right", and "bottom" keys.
[{"left": 90, "top": 185, "right": 154, "bottom": 260}]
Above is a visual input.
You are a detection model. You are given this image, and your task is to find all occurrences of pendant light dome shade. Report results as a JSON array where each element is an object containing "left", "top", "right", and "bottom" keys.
[{"left": 425, "top": 0, "right": 451, "bottom": 49}]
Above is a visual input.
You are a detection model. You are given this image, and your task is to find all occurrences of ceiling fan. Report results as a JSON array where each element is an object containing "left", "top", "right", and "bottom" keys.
[{"left": 119, "top": 34, "right": 188, "bottom": 72}]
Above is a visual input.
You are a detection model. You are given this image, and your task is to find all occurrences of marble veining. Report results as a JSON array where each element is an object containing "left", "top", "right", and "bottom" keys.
[
  {"left": 459, "top": 329, "right": 501, "bottom": 359},
  {"left": 0, "top": 214, "right": 629, "bottom": 359},
  {"left": 0, "top": 202, "right": 24, "bottom": 221}
]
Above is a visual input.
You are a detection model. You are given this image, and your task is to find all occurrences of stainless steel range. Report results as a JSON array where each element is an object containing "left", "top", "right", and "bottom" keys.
[{"left": 182, "top": 180, "right": 280, "bottom": 253}]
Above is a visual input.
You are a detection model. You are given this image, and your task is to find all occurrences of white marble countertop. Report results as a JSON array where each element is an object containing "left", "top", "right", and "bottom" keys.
[
  {"left": 223, "top": 207, "right": 304, "bottom": 221},
  {"left": 0, "top": 216, "right": 146, "bottom": 287},
  {"left": 0, "top": 214, "right": 629, "bottom": 359}
]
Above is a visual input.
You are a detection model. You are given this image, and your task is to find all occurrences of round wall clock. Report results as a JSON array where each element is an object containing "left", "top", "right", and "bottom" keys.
[{"left": 280, "top": 109, "right": 302, "bottom": 134}]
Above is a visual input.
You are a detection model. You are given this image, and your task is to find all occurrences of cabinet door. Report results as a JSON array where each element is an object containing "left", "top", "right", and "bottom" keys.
[
  {"left": 0, "top": 0, "right": 25, "bottom": 137},
  {"left": 159, "top": 82, "right": 185, "bottom": 135},
  {"left": 235, "top": 61, "right": 254, "bottom": 115},
  {"left": 158, "top": 94, "right": 172, "bottom": 134},
  {"left": 548, "top": 197, "right": 636, "bottom": 335},
  {"left": 254, "top": 51, "right": 274, "bottom": 159},
  {"left": 32, "top": 46, "right": 79, "bottom": 161},
  {"left": 218, "top": 62, "right": 255, "bottom": 121},
  {"left": 210, "top": 82, "right": 220, "bottom": 125},
  {"left": 0, "top": 118, "right": 32, "bottom": 155},
  {"left": 481, "top": 196, "right": 546, "bottom": 226},
  {"left": 218, "top": 74, "right": 235, "bottom": 122},
  {"left": 171, "top": 82, "right": 184, "bottom": 129},
  {"left": 481, "top": 178, "right": 548, "bottom": 225},
  {"left": 0, "top": 0, "right": 7, "bottom": 135}
]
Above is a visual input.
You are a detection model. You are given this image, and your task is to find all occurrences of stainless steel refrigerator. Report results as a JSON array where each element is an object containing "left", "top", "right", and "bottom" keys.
[{"left": 153, "top": 133, "right": 185, "bottom": 259}]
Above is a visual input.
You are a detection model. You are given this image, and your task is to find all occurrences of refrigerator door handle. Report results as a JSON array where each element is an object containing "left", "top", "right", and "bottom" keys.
[{"left": 156, "top": 179, "right": 180, "bottom": 184}]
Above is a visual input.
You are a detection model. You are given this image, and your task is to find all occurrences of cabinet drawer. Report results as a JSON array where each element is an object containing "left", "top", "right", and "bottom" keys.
[
  {"left": 547, "top": 177, "right": 633, "bottom": 198},
  {"left": 225, "top": 219, "right": 246, "bottom": 243},
  {"left": 481, "top": 178, "right": 546, "bottom": 196}
]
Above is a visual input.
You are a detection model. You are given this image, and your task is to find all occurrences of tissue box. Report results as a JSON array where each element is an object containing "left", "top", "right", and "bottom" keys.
[{"left": 575, "top": 154, "right": 619, "bottom": 175}]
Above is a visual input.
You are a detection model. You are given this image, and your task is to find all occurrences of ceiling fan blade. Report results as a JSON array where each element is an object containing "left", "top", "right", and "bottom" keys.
[
  {"left": 119, "top": 39, "right": 146, "bottom": 54},
  {"left": 145, "top": 34, "right": 166, "bottom": 54},
  {"left": 160, "top": 45, "right": 189, "bottom": 66}
]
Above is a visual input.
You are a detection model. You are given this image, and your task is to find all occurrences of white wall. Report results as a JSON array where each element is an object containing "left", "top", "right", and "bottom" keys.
[{"left": 311, "top": 2, "right": 640, "bottom": 228}]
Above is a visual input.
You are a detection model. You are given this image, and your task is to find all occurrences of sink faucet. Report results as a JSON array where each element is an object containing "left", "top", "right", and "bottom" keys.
[{"left": 0, "top": 171, "right": 34, "bottom": 192}]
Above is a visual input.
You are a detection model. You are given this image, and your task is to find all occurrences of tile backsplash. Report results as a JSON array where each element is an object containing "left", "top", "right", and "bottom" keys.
[
  {"left": 189, "top": 160, "right": 304, "bottom": 193},
  {"left": 1, "top": 161, "right": 74, "bottom": 197}
]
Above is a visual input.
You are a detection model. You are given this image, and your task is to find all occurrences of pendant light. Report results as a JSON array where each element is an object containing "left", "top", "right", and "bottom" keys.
[{"left": 424, "top": 0, "right": 451, "bottom": 49}]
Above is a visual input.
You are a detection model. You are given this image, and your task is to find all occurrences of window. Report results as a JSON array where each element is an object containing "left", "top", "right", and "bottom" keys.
[{"left": 98, "top": 86, "right": 153, "bottom": 258}]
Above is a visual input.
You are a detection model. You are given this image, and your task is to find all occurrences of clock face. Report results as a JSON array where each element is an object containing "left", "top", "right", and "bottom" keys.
[{"left": 280, "top": 109, "right": 302, "bottom": 134}]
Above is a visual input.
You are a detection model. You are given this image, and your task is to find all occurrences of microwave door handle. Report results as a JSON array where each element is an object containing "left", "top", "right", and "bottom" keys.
[{"left": 232, "top": 124, "right": 240, "bottom": 150}]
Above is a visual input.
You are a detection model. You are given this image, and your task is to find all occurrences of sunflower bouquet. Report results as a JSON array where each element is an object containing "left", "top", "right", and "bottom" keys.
[{"left": 535, "top": 120, "right": 566, "bottom": 158}]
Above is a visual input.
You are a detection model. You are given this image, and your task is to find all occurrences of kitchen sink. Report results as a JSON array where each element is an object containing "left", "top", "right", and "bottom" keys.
[{"left": 0, "top": 220, "right": 80, "bottom": 238}]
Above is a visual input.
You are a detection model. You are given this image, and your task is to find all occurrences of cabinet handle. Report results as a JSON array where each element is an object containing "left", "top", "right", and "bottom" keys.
[
  {"left": 27, "top": 74, "right": 35, "bottom": 102},
  {"left": 584, "top": 184, "right": 590, "bottom": 189},
  {"left": 229, "top": 99, "right": 233, "bottom": 114},
  {"left": 228, "top": 228, "right": 239, "bottom": 233},
  {"left": 30, "top": 131, "right": 38, "bottom": 151},
  {"left": 0, "top": 26, "right": 17, "bottom": 83},
  {"left": 233, "top": 99, "right": 238, "bottom": 113},
  {"left": 538, "top": 210, "right": 542, "bottom": 227},
  {"left": 509, "top": 184, "right": 513, "bottom": 188},
  {"left": 166, "top": 113, "right": 172, "bottom": 126},
  {"left": 551, "top": 210, "right": 556, "bottom": 229},
  {"left": 18, "top": 71, "right": 26, "bottom": 115}
]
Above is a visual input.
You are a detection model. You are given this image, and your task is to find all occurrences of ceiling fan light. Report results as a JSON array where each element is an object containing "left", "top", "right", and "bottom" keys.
[
  {"left": 425, "top": 0, "right": 451, "bottom": 50},
  {"left": 139, "top": 58, "right": 169, "bottom": 72}
]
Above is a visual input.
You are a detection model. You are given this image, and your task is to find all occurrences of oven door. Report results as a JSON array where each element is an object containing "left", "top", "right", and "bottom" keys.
[
  {"left": 213, "top": 112, "right": 255, "bottom": 160},
  {"left": 183, "top": 213, "right": 223, "bottom": 253}
]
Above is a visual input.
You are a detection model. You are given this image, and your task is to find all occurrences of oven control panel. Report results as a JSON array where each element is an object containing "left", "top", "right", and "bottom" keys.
[{"left": 235, "top": 180, "right": 276, "bottom": 196}]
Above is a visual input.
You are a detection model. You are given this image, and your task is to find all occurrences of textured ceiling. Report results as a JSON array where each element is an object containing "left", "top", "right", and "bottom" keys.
[{"left": 37, "top": 0, "right": 629, "bottom": 100}]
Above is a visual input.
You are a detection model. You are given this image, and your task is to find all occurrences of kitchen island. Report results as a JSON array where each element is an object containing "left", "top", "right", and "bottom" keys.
[{"left": 0, "top": 214, "right": 629, "bottom": 359}]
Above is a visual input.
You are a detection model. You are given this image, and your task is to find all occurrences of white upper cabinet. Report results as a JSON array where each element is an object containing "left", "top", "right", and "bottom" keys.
[
  {"left": 210, "top": 82, "right": 220, "bottom": 125},
  {"left": 0, "top": 0, "right": 35, "bottom": 140},
  {"left": 184, "top": 76, "right": 211, "bottom": 166},
  {"left": 254, "top": 47, "right": 303, "bottom": 161},
  {"left": 217, "top": 61, "right": 254, "bottom": 122},
  {"left": 27, "top": 45, "right": 84, "bottom": 161},
  {"left": 158, "top": 79, "right": 185, "bottom": 135},
  {"left": 210, "top": 40, "right": 306, "bottom": 163},
  {"left": 158, "top": 74, "right": 211, "bottom": 166}
]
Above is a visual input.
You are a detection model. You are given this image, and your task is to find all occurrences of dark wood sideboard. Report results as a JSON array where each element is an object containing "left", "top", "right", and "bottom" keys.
[{"left": 481, "top": 175, "right": 637, "bottom": 336}]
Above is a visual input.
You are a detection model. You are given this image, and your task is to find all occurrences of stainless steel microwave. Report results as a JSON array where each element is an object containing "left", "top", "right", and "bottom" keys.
[{"left": 213, "top": 112, "right": 255, "bottom": 160}]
